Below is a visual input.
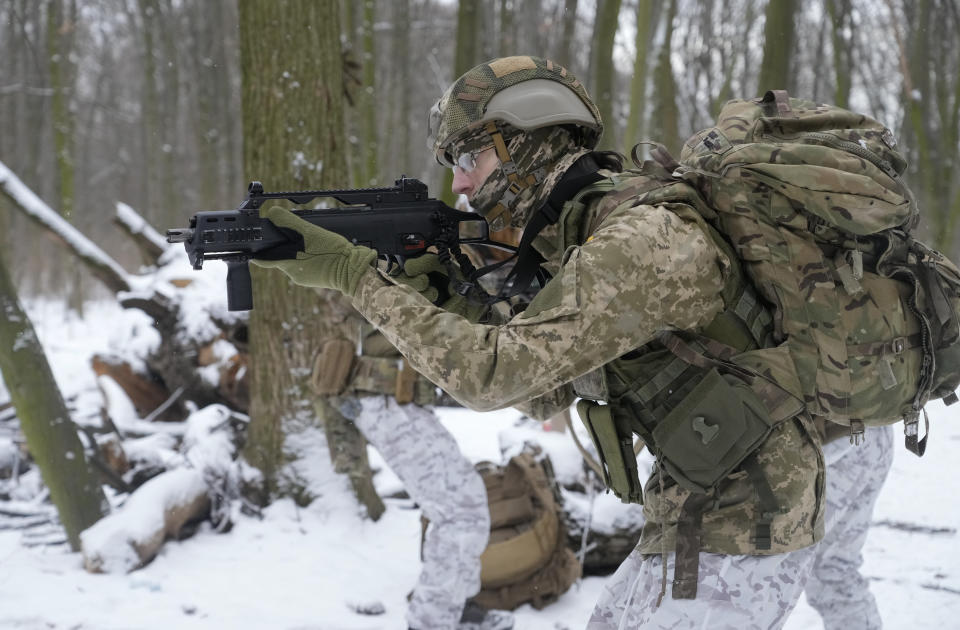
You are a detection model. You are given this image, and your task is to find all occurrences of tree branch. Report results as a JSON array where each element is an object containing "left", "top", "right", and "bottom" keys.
[
  {"left": 0, "top": 160, "right": 133, "bottom": 294},
  {"left": 113, "top": 202, "right": 167, "bottom": 265}
]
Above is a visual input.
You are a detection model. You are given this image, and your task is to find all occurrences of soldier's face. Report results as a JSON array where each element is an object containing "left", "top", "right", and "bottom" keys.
[{"left": 451, "top": 147, "right": 499, "bottom": 201}]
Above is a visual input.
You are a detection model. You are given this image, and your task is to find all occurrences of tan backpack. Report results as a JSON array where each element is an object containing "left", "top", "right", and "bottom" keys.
[{"left": 470, "top": 452, "right": 581, "bottom": 610}]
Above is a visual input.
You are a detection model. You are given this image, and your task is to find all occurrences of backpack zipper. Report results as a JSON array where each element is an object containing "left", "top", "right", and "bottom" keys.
[{"left": 791, "top": 131, "right": 899, "bottom": 179}]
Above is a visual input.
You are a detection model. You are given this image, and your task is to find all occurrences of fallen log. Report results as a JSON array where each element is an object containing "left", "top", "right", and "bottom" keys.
[
  {"left": 2, "top": 159, "right": 241, "bottom": 419},
  {"left": 80, "top": 467, "right": 210, "bottom": 573},
  {"left": 91, "top": 355, "right": 177, "bottom": 422}
]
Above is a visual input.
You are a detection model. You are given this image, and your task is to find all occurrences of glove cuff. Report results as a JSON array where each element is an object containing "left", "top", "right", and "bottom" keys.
[{"left": 341, "top": 247, "right": 379, "bottom": 296}]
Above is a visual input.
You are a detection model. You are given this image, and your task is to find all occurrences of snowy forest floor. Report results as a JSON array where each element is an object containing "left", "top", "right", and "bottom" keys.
[{"left": 0, "top": 299, "right": 958, "bottom": 630}]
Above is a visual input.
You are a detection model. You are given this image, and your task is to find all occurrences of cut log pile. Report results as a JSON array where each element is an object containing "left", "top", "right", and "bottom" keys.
[{"left": 1, "top": 164, "right": 253, "bottom": 572}]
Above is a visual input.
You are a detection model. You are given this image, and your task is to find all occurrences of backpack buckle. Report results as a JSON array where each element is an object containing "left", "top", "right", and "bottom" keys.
[
  {"left": 891, "top": 337, "right": 907, "bottom": 354},
  {"left": 849, "top": 420, "right": 865, "bottom": 445},
  {"left": 903, "top": 413, "right": 919, "bottom": 436}
]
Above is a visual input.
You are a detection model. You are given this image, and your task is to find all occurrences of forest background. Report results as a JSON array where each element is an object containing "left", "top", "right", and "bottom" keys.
[
  {"left": 0, "top": 1, "right": 958, "bottom": 627},
  {"left": 3, "top": 0, "right": 959, "bottom": 301}
]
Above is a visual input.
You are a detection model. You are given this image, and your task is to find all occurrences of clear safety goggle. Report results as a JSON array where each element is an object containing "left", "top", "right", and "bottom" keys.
[{"left": 450, "top": 144, "right": 494, "bottom": 173}]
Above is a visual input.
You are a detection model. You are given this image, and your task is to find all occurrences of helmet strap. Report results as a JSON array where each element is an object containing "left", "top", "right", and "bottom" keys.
[
  {"left": 484, "top": 121, "right": 545, "bottom": 229},
  {"left": 460, "top": 153, "right": 604, "bottom": 306}
]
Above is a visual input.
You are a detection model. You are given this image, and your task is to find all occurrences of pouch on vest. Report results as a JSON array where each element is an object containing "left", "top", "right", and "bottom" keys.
[
  {"left": 651, "top": 368, "right": 776, "bottom": 494},
  {"left": 575, "top": 400, "right": 642, "bottom": 503},
  {"left": 310, "top": 338, "right": 356, "bottom": 396}
]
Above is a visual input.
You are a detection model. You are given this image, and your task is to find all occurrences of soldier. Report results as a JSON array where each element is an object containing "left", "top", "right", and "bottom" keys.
[
  {"left": 310, "top": 319, "right": 504, "bottom": 630},
  {"left": 253, "top": 56, "right": 895, "bottom": 629},
  {"left": 300, "top": 295, "right": 509, "bottom": 630}
]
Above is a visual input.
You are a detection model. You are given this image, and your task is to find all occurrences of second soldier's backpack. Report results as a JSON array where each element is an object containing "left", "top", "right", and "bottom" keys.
[
  {"left": 667, "top": 90, "right": 960, "bottom": 455},
  {"left": 472, "top": 451, "right": 580, "bottom": 611},
  {"left": 419, "top": 450, "right": 580, "bottom": 611}
]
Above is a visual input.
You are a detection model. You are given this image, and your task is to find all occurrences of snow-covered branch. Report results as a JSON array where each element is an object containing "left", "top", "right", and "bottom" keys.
[
  {"left": 114, "top": 202, "right": 168, "bottom": 263},
  {"left": 0, "top": 160, "right": 137, "bottom": 294}
]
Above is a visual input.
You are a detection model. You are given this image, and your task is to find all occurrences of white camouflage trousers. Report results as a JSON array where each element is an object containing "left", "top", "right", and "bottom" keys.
[
  {"left": 353, "top": 396, "right": 490, "bottom": 630},
  {"left": 587, "top": 424, "right": 895, "bottom": 630}
]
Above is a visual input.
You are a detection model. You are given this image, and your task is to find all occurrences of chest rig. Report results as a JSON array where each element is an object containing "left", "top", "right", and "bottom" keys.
[{"left": 570, "top": 160, "right": 808, "bottom": 600}]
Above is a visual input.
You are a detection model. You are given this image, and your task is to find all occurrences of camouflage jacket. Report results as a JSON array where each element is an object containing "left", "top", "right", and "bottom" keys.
[{"left": 351, "top": 171, "right": 825, "bottom": 555}]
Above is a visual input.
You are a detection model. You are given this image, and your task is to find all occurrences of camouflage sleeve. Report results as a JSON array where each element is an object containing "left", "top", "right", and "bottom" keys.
[
  {"left": 351, "top": 204, "right": 727, "bottom": 412},
  {"left": 512, "top": 384, "right": 575, "bottom": 422}
]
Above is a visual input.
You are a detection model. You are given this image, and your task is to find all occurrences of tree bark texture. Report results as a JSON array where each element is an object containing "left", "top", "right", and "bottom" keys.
[
  {"left": 590, "top": 0, "right": 622, "bottom": 152},
  {"left": 650, "top": 0, "right": 680, "bottom": 155},
  {"left": 438, "top": 0, "right": 482, "bottom": 208},
  {"left": 45, "top": 0, "right": 77, "bottom": 221},
  {"left": 756, "top": 0, "right": 798, "bottom": 94},
  {"left": 238, "top": 0, "right": 378, "bottom": 510},
  {"left": 825, "top": 0, "right": 853, "bottom": 108},
  {"left": 555, "top": 0, "right": 579, "bottom": 68},
  {"left": 0, "top": 253, "right": 107, "bottom": 550},
  {"left": 361, "top": 0, "right": 378, "bottom": 187},
  {"left": 623, "top": 0, "right": 655, "bottom": 156}
]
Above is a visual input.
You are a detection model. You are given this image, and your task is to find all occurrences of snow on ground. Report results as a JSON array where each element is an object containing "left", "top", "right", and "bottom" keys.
[{"left": 0, "top": 299, "right": 958, "bottom": 629}]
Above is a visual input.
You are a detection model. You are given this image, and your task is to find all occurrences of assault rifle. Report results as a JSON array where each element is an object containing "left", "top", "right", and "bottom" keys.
[{"left": 166, "top": 177, "right": 498, "bottom": 311}]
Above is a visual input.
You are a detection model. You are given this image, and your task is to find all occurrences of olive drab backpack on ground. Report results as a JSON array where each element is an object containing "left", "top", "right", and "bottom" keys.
[
  {"left": 672, "top": 90, "right": 960, "bottom": 456},
  {"left": 469, "top": 452, "right": 581, "bottom": 611}
]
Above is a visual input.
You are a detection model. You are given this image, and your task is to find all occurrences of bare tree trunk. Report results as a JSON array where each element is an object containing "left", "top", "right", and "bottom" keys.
[
  {"left": 184, "top": 2, "right": 220, "bottom": 210},
  {"left": 711, "top": 0, "right": 737, "bottom": 117},
  {"left": 756, "top": 0, "right": 798, "bottom": 94},
  {"left": 590, "top": 0, "right": 622, "bottom": 151},
  {"left": 0, "top": 252, "right": 107, "bottom": 550},
  {"left": 393, "top": 0, "right": 412, "bottom": 170},
  {"left": 157, "top": 0, "right": 181, "bottom": 228},
  {"left": 739, "top": 0, "right": 760, "bottom": 99},
  {"left": 650, "top": 0, "right": 680, "bottom": 155},
  {"left": 238, "top": 0, "right": 380, "bottom": 515},
  {"left": 45, "top": 0, "right": 76, "bottom": 221},
  {"left": 623, "top": 0, "right": 655, "bottom": 155},
  {"left": 135, "top": 0, "right": 161, "bottom": 219},
  {"left": 556, "top": 0, "right": 579, "bottom": 67},
  {"left": 498, "top": 0, "right": 515, "bottom": 56},
  {"left": 438, "top": 0, "right": 481, "bottom": 207},
  {"left": 361, "top": 0, "right": 378, "bottom": 186},
  {"left": 826, "top": 0, "right": 853, "bottom": 108}
]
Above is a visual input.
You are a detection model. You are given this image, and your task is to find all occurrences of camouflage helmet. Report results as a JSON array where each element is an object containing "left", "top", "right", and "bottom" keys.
[{"left": 427, "top": 56, "right": 603, "bottom": 167}]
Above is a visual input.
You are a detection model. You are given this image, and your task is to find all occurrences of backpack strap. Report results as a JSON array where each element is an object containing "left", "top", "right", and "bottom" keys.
[
  {"left": 758, "top": 89, "right": 795, "bottom": 117},
  {"left": 904, "top": 409, "right": 929, "bottom": 457},
  {"left": 465, "top": 154, "right": 605, "bottom": 305},
  {"left": 740, "top": 454, "right": 780, "bottom": 550},
  {"left": 656, "top": 331, "right": 804, "bottom": 424},
  {"left": 671, "top": 491, "right": 714, "bottom": 599}
]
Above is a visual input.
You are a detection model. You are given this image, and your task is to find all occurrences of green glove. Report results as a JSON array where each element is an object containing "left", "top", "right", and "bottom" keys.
[
  {"left": 389, "top": 254, "right": 451, "bottom": 304},
  {"left": 389, "top": 254, "right": 489, "bottom": 321},
  {"left": 251, "top": 206, "right": 377, "bottom": 296}
]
